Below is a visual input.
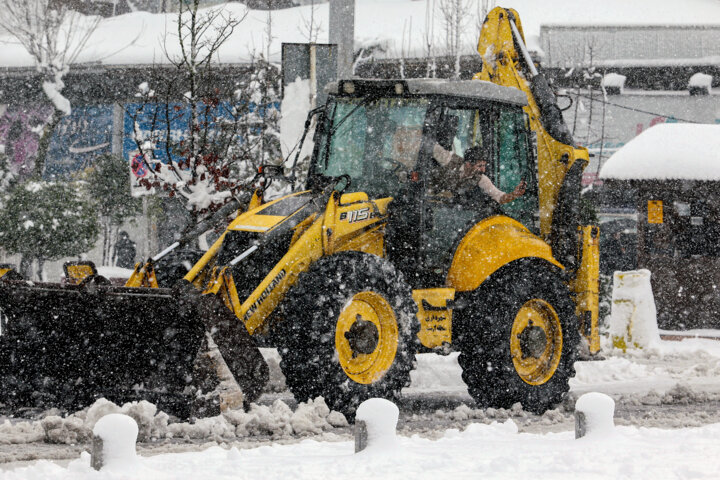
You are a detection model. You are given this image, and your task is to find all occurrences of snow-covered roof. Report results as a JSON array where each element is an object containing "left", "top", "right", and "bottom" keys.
[
  {"left": 2, "top": 0, "right": 720, "bottom": 67},
  {"left": 599, "top": 123, "right": 720, "bottom": 181}
]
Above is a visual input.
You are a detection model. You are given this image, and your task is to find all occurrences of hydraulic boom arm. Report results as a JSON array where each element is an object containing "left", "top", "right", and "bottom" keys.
[{"left": 476, "top": 7, "right": 600, "bottom": 353}]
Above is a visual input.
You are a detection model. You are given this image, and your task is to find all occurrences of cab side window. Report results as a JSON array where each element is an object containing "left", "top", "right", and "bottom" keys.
[{"left": 494, "top": 107, "right": 538, "bottom": 228}]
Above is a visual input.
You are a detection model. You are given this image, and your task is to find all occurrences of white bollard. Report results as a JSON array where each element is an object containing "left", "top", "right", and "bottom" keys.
[
  {"left": 575, "top": 392, "right": 615, "bottom": 439},
  {"left": 354, "top": 398, "right": 399, "bottom": 453},
  {"left": 609, "top": 269, "right": 661, "bottom": 351},
  {"left": 91, "top": 413, "right": 139, "bottom": 470}
]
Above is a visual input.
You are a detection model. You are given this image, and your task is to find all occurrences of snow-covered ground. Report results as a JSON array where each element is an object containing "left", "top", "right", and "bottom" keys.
[
  {"left": 7, "top": 418, "right": 720, "bottom": 479},
  {"left": 3, "top": 334, "right": 720, "bottom": 478}
]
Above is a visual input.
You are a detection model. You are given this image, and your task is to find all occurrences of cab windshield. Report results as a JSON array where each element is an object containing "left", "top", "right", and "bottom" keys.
[{"left": 315, "top": 96, "right": 429, "bottom": 197}]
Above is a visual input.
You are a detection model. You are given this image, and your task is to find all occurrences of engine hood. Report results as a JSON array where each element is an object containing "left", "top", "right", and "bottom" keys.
[{"left": 228, "top": 191, "right": 317, "bottom": 234}]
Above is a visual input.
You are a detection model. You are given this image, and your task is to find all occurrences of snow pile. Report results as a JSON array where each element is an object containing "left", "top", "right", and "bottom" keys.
[
  {"left": 688, "top": 72, "right": 712, "bottom": 94},
  {"left": 601, "top": 73, "right": 626, "bottom": 93},
  {"left": 575, "top": 392, "right": 615, "bottom": 438},
  {"left": 0, "top": 420, "right": 44, "bottom": 444},
  {"left": 92, "top": 414, "right": 139, "bottom": 470},
  {"left": 41, "top": 79, "right": 71, "bottom": 116},
  {"left": 168, "top": 399, "right": 333, "bottom": 441},
  {"left": 405, "top": 352, "right": 467, "bottom": 393},
  {"left": 41, "top": 399, "right": 169, "bottom": 444},
  {"left": 572, "top": 334, "right": 720, "bottom": 402},
  {"left": 279, "top": 77, "right": 313, "bottom": 163},
  {"left": 18, "top": 397, "right": 346, "bottom": 446},
  {"left": 355, "top": 398, "right": 400, "bottom": 452},
  {"left": 599, "top": 124, "right": 720, "bottom": 181},
  {"left": 608, "top": 269, "right": 661, "bottom": 351},
  {"left": 95, "top": 266, "right": 134, "bottom": 280},
  {"left": 163, "top": 397, "right": 347, "bottom": 442}
]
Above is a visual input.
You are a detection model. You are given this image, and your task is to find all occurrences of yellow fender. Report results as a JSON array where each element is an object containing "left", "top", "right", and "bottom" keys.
[{"left": 447, "top": 216, "right": 562, "bottom": 293}]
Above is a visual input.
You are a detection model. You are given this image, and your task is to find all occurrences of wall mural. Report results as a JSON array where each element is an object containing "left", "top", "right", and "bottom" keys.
[
  {"left": 0, "top": 105, "right": 52, "bottom": 181},
  {"left": 45, "top": 104, "right": 114, "bottom": 178}
]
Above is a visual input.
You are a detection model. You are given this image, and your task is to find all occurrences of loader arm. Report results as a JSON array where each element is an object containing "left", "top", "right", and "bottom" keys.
[
  {"left": 476, "top": 7, "right": 599, "bottom": 353},
  {"left": 185, "top": 189, "right": 391, "bottom": 336}
]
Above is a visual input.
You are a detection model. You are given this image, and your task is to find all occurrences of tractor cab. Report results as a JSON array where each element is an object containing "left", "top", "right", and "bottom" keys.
[{"left": 307, "top": 79, "right": 539, "bottom": 285}]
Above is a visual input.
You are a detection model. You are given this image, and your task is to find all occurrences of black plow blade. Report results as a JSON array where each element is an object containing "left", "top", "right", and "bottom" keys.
[{"left": 0, "top": 279, "right": 204, "bottom": 417}]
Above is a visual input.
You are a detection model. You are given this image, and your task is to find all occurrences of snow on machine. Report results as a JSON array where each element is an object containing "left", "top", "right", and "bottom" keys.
[{"left": 0, "top": 7, "right": 599, "bottom": 419}]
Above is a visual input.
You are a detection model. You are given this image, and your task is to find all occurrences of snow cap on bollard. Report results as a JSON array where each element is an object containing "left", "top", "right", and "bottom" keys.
[
  {"left": 92, "top": 413, "right": 139, "bottom": 470},
  {"left": 355, "top": 398, "right": 399, "bottom": 452},
  {"left": 575, "top": 392, "right": 615, "bottom": 439},
  {"left": 609, "top": 269, "right": 660, "bottom": 351}
]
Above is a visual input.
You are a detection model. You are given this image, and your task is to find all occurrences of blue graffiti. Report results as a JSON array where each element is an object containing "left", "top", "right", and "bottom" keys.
[{"left": 45, "top": 105, "right": 114, "bottom": 178}]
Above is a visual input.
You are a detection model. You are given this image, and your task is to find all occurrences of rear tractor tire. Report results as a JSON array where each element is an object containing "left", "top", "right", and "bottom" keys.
[
  {"left": 277, "top": 252, "right": 419, "bottom": 419},
  {"left": 456, "top": 262, "right": 579, "bottom": 414}
]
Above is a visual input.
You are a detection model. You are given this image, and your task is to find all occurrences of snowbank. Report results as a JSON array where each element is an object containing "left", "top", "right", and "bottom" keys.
[
  {"left": 599, "top": 124, "right": 720, "bottom": 181},
  {"left": 19, "top": 397, "right": 346, "bottom": 446},
  {"left": 7, "top": 417, "right": 720, "bottom": 479},
  {"left": 41, "top": 399, "right": 169, "bottom": 444}
]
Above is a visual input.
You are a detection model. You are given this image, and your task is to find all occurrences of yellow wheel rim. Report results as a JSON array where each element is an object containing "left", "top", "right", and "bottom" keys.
[
  {"left": 510, "top": 299, "right": 563, "bottom": 386},
  {"left": 335, "top": 291, "right": 399, "bottom": 385}
]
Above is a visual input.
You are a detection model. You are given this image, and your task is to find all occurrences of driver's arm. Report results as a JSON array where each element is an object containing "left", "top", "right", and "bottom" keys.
[
  {"left": 432, "top": 144, "right": 463, "bottom": 169},
  {"left": 479, "top": 176, "right": 526, "bottom": 204}
]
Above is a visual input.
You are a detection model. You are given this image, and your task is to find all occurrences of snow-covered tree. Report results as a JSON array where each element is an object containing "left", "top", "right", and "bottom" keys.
[
  {"left": 82, "top": 153, "right": 142, "bottom": 265},
  {"left": 246, "top": 5, "right": 284, "bottom": 197},
  {"left": 0, "top": 0, "right": 99, "bottom": 178},
  {"left": 239, "top": 55, "right": 283, "bottom": 177},
  {"left": 128, "top": 0, "right": 286, "bottom": 224},
  {"left": 127, "top": 0, "right": 275, "bottom": 227},
  {"left": 0, "top": 181, "right": 99, "bottom": 279}
]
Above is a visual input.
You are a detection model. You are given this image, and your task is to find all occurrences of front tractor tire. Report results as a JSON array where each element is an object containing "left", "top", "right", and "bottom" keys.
[
  {"left": 278, "top": 252, "right": 419, "bottom": 419},
  {"left": 456, "top": 261, "right": 579, "bottom": 414}
]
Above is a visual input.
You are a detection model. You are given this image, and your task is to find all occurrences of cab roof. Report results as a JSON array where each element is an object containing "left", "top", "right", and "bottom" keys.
[{"left": 325, "top": 78, "right": 528, "bottom": 107}]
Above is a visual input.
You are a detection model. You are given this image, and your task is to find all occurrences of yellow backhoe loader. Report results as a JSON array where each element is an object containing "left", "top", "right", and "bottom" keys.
[{"left": 0, "top": 7, "right": 599, "bottom": 419}]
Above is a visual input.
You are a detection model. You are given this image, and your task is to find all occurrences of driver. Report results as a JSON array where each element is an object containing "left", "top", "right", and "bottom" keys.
[
  {"left": 433, "top": 144, "right": 526, "bottom": 205},
  {"left": 390, "top": 124, "right": 424, "bottom": 172}
]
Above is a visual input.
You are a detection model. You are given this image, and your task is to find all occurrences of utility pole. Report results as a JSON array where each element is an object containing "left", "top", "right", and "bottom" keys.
[{"left": 329, "top": 0, "right": 355, "bottom": 78}]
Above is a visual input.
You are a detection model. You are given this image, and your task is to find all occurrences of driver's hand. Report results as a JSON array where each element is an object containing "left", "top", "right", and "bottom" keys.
[{"left": 514, "top": 180, "right": 527, "bottom": 197}]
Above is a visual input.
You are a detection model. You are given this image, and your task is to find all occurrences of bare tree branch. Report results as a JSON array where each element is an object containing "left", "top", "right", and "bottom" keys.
[{"left": 0, "top": 0, "right": 101, "bottom": 178}]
